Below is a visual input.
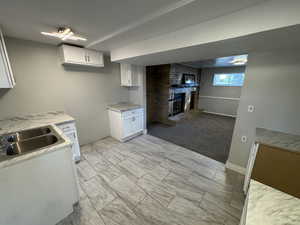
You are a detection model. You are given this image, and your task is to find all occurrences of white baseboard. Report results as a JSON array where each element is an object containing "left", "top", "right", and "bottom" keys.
[
  {"left": 225, "top": 161, "right": 246, "bottom": 175},
  {"left": 203, "top": 111, "right": 237, "bottom": 118}
]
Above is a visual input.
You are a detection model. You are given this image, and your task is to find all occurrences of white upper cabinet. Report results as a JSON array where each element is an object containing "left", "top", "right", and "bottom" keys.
[
  {"left": 0, "top": 28, "right": 15, "bottom": 88},
  {"left": 59, "top": 44, "right": 104, "bottom": 67},
  {"left": 120, "top": 63, "right": 139, "bottom": 87},
  {"left": 85, "top": 49, "right": 103, "bottom": 66}
]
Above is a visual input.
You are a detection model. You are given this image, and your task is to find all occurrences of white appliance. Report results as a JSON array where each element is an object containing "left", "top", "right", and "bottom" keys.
[
  {"left": 57, "top": 121, "right": 81, "bottom": 162},
  {"left": 108, "top": 108, "right": 144, "bottom": 142}
]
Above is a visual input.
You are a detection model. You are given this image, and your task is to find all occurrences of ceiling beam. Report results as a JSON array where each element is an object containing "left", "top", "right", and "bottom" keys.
[{"left": 86, "top": 0, "right": 196, "bottom": 48}]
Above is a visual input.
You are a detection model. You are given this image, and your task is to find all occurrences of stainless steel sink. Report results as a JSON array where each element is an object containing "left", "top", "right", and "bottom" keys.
[
  {"left": 6, "top": 135, "right": 59, "bottom": 155},
  {"left": 6, "top": 127, "right": 51, "bottom": 142},
  {"left": 1, "top": 126, "right": 63, "bottom": 156}
]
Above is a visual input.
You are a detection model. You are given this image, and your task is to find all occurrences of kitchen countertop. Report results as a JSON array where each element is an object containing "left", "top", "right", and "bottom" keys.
[
  {"left": 246, "top": 180, "right": 300, "bottom": 225},
  {"left": 0, "top": 125, "right": 71, "bottom": 169},
  {"left": 107, "top": 102, "right": 142, "bottom": 112},
  {"left": 0, "top": 111, "right": 74, "bottom": 136},
  {"left": 0, "top": 111, "right": 74, "bottom": 169},
  {"left": 255, "top": 128, "right": 300, "bottom": 153}
]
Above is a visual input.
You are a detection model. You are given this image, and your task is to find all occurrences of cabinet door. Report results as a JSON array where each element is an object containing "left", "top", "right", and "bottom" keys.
[
  {"left": 85, "top": 49, "right": 104, "bottom": 67},
  {"left": 63, "top": 131, "right": 81, "bottom": 162},
  {"left": 57, "top": 122, "right": 81, "bottom": 162},
  {"left": 121, "top": 63, "right": 132, "bottom": 86},
  {"left": 132, "top": 115, "right": 143, "bottom": 133},
  {"left": 64, "top": 132, "right": 76, "bottom": 159},
  {"left": 62, "top": 45, "right": 86, "bottom": 64},
  {"left": 123, "top": 117, "right": 133, "bottom": 138},
  {"left": 131, "top": 65, "right": 140, "bottom": 86}
]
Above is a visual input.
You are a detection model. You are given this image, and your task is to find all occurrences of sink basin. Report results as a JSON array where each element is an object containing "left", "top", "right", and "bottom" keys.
[
  {"left": 6, "top": 135, "right": 59, "bottom": 155},
  {"left": 0, "top": 126, "right": 64, "bottom": 156},
  {"left": 6, "top": 127, "right": 51, "bottom": 142}
]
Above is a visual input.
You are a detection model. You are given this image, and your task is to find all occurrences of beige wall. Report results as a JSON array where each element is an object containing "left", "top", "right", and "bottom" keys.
[
  {"left": 0, "top": 37, "right": 129, "bottom": 145},
  {"left": 199, "top": 66, "right": 245, "bottom": 116},
  {"left": 228, "top": 49, "right": 300, "bottom": 168}
]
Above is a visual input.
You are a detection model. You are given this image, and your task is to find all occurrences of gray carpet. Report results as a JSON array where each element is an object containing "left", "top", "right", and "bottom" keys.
[{"left": 147, "top": 112, "right": 236, "bottom": 163}]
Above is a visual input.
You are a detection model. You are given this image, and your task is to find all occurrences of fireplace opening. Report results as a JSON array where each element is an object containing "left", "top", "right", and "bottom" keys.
[{"left": 172, "top": 93, "right": 185, "bottom": 116}]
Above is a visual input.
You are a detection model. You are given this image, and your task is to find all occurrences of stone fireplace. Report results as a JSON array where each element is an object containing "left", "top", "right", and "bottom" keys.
[{"left": 147, "top": 63, "right": 200, "bottom": 125}]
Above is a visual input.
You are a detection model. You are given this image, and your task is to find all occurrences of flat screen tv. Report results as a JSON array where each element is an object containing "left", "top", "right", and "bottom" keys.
[{"left": 183, "top": 74, "right": 197, "bottom": 85}]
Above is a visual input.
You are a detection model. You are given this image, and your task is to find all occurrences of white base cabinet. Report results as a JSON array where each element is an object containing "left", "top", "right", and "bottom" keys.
[
  {"left": 57, "top": 121, "right": 81, "bottom": 162},
  {"left": 0, "top": 145, "right": 79, "bottom": 225},
  {"left": 108, "top": 108, "right": 144, "bottom": 142}
]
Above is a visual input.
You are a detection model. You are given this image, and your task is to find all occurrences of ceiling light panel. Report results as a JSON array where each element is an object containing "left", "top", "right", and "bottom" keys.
[{"left": 41, "top": 27, "right": 87, "bottom": 42}]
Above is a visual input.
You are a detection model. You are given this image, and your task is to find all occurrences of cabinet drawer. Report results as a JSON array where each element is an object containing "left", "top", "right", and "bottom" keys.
[
  {"left": 122, "top": 108, "right": 143, "bottom": 118},
  {"left": 57, "top": 122, "right": 76, "bottom": 133}
]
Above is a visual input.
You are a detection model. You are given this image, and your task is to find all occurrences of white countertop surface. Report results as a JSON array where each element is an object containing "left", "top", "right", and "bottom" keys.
[
  {"left": 246, "top": 180, "right": 300, "bottom": 225},
  {"left": 107, "top": 102, "right": 142, "bottom": 112},
  {"left": 0, "top": 111, "right": 74, "bottom": 136},
  {"left": 0, "top": 111, "right": 74, "bottom": 169},
  {"left": 256, "top": 128, "right": 300, "bottom": 153}
]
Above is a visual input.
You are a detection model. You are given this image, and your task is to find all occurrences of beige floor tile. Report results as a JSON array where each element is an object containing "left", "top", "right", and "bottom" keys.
[
  {"left": 77, "top": 160, "right": 97, "bottom": 181},
  {"left": 110, "top": 175, "right": 147, "bottom": 206},
  {"left": 69, "top": 135, "right": 245, "bottom": 225}
]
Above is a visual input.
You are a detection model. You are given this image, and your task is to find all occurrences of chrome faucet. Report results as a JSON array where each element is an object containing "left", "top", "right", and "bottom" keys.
[{"left": 0, "top": 134, "right": 17, "bottom": 155}]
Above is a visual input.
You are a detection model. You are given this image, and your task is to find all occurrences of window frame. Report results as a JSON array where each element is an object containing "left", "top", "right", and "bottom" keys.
[{"left": 212, "top": 73, "right": 245, "bottom": 87}]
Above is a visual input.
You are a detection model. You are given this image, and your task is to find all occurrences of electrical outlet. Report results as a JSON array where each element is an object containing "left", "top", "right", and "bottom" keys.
[
  {"left": 248, "top": 105, "right": 255, "bottom": 113},
  {"left": 241, "top": 136, "right": 247, "bottom": 143}
]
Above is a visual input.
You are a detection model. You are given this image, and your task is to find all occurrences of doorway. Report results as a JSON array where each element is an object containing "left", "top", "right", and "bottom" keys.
[{"left": 146, "top": 55, "right": 247, "bottom": 163}]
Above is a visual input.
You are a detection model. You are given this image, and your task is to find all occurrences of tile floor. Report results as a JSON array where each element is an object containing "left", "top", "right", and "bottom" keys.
[{"left": 58, "top": 135, "right": 245, "bottom": 225}]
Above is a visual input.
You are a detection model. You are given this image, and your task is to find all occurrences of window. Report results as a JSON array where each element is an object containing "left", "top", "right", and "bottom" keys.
[{"left": 213, "top": 73, "right": 245, "bottom": 86}]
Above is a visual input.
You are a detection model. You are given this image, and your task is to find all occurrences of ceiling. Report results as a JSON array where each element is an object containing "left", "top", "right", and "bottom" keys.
[
  {"left": 181, "top": 55, "right": 248, "bottom": 68},
  {"left": 0, "top": 0, "right": 267, "bottom": 52},
  {"left": 117, "top": 24, "right": 300, "bottom": 66}
]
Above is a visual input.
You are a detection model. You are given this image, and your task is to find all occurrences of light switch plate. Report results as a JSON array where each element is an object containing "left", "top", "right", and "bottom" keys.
[{"left": 248, "top": 105, "right": 255, "bottom": 113}]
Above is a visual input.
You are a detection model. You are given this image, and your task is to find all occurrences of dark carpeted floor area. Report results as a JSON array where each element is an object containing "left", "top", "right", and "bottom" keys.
[{"left": 147, "top": 112, "right": 236, "bottom": 163}]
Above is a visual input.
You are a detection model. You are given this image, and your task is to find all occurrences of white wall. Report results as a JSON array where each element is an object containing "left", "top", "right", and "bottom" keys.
[
  {"left": 199, "top": 66, "right": 245, "bottom": 116},
  {"left": 228, "top": 49, "right": 300, "bottom": 168},
  {"left": 0, "top": 37, "right": 129, "bottom": 145}
]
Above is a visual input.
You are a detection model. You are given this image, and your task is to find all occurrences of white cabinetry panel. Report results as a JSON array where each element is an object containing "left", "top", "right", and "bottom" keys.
[
  {"left": 60, "top": 44, "right": 86, "bottom": 64},
  {"left": 85, "top": 49, "right": 104, "bottom": 66},
  {"left": 120, "top": 63, "right": 139, "bottom": 87},
  {"left": 0, "top": 28, "right": 15, "bottom": 88},
  {"left": 108, "top": 108, "right": 144, "bottom": 142},
  {"left": 57, "top": 121, "right": 81, "bottom": 162},
  {"left": 243, "top": 143, "right": 259, "bottom": 193},
  {"left": 59, "top": 44, "right": 104, "bottom": 67}
]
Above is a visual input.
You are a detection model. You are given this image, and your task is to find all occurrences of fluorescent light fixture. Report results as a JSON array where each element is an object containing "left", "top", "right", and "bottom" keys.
[{"left": 41, "top": 27, "right": 87, "bottom": 41}]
